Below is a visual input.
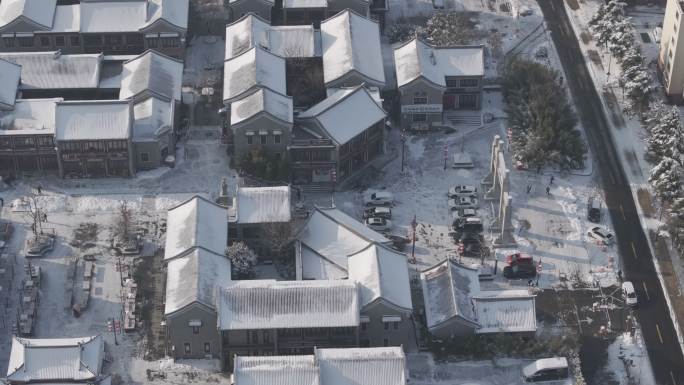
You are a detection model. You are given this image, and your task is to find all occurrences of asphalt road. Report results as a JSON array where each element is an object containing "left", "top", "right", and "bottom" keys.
[{"left": 538, "top": 1, "right": 684, "bottom": 384}]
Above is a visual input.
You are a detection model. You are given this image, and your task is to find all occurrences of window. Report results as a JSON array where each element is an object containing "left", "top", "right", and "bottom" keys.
[
  {"left": 383, "top": 322, "right": 389, "bottom": 330},
  {"left": 192, "top": 326, "right": 199, "bottom": 334},
  {"left": 361, "top": 339, "right": 370, "bottom": 347},
  {"left": 40, "top": 36, "right": 50, "bottom": 47},
  {"left": 83, "top": 35, "right": 103, "bottom": 46},
  {"left": 105, "top": 35, "right": 122, "bottom": 45},
  {"left": 127, "top": 34, "right": 143, "bottom": 45},
  {"left": 247, "top": 135, "right": 253, "bottom": 145},
  {"left": 263, "top": 330, "right": 271, "bottom": 343},
  {"left": 18, "top": 37, "right": 33, "bottom": 47},
  {"left": 460, "top": 78, "right": 479, "bottom": 87},
  {"left": 393, "top": 321, "right": 399, "bottom": 330},
  {"left": 161, "top": 37, "right": 180, "bottom": 47},
  {"left": 184, "top": 343, "right": 191, "bottom": 354},
  {"left": 147, "top": 38, "right": 158, "bottom": 48},
  {"left": 458, "top": 94, "right": 478, "bottom": 109},
  {"left": 274, "top": 134, "right": 281, "bottom": 144},
  {"left": 108, "top": 141, "right": 127, "bottom": 151},
  {"left": 361, "top": 322, "right": 367, "bottom": 331},
  {"left": 383, "top": 338, "right": 389, "bottom": 346},
  {"left": 260, "top": 135, "right": 267, "bottom": 145},
  {"left": 412, "top": 113, "right": 427, "bottom": 122},
  {"left": 251, "top": 331, "right": 259, "bottom": 344},
  {"left": 3, "top": 37, "right": 14, "bottom": 47},
  {"left": 37, "top": 136, "right": 53, "bottom": 147},
  {"left": 413, "top": 96, "right": 428, "bottom": 104},
  {"left": 140, "top": 152, "right": 150, "bottom": 162},
  {"left": 204, "top": 343, "right": 211, "bottom": 353},
  {"left": 70, "top": 35, "right": 80, "bottom": 46},
  {"left": 445, "top": 78, "right": 460, "bottom": 87},
  {"left": 55, "top": 36, "right": 65, "bottom": 47}
]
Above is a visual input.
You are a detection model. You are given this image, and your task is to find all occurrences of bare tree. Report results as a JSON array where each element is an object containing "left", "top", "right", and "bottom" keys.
[
  {"left": 23, "top": 194, "right": 46, "bottom": 238},
  {"left": 261, "top": 219, "right": 305, "bottom": 258},
  {"left": 114, "top": 201, "right": 135, "bottom": 242}
]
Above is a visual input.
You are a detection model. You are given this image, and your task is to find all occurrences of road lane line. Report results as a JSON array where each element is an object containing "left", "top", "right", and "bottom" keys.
[
  {"left": 671, "top": 371, "right": 677, "bottom": 385},
  {"left": 631, "top": 242, "right": 638, "bottom": 258},
  {"left": 642, "top": 282, "right": 650, "bottom": 301},
  {"left": 620, "top": 204, "right": 626, "bottom": 220},
  {"left": 656, "top": 324, "right": 664, "bottom": 344}
]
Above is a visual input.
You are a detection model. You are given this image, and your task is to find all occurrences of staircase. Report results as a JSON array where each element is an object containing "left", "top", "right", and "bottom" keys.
[{"left": 444, "top": 112, "right": 482, "bottom": 126}]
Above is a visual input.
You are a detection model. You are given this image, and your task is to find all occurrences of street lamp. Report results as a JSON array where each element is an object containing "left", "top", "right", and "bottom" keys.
[{"left": 401, "top": 130, "right": 407, "bottom": 173}]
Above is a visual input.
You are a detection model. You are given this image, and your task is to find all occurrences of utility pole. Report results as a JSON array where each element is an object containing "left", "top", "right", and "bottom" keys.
[
  {"left": 410, "top": 215, "right": 417, "bottom": 264},
  {"left": 443, "top": 144, "right": 448, "bottom": 170},
  {"left": 401, "top": 131, "right": 406, "bottom": 173}
]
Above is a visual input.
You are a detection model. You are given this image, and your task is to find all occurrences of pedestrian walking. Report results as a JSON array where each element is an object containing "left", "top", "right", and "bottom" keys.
[
  {"left": 549, "top": 175, "right": 555, "bottom": 185},
  {"left": 36, "top": 185, "right": 42, "bottom": 194},
  {"left": 545, "top": 186, "right": 550, "bottom": 195},
  {"left": 526, "top": 185, "right": 532, "bottom": 194},
  {"left": 42, "top": 213, "right": 47, "bottom": 222}
]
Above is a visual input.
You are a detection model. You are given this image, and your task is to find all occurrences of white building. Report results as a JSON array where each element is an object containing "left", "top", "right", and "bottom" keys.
[{"left": 659, "top": 0, "right": 684, "bottom": 103}]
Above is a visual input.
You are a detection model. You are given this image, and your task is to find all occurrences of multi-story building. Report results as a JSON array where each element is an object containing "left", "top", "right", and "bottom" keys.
[
  {"left": 55, "top": 100, "right": 136, "bottom": 178},
  {"left": 291, "top": 86, "right": 386, "bottom": 185},
  {"left": 394, "top": 38, "right": 484, "bottom": 130},
  {"left": 659, "top": 0, "right": 684, "bottom": 103},
  {"left": 0, "top": 0, "right": 189, "bottom": 58}
]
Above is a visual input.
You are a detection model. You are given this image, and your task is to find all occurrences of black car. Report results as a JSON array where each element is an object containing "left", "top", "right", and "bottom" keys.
[
  {"left": 452, "top": 217, "right": 484, "bottom": 233},
  {"left": 503, "top": 264, "right": 537, "bottom": 279},
  {"left": 587, "top": 197, "right": 601, "bottom": 223},
  {"left": 454, "top": 232, "right": 484, "bottom": 246}
]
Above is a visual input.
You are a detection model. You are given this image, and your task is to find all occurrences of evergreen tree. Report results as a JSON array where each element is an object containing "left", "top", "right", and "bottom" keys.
[{"left": 649, "top": 157, "right": 683, "bottom": 202}]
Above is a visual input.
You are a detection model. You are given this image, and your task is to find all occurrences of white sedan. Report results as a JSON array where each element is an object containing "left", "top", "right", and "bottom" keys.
[
  {"left": 365, "top": 217, "right": 392, "bottom": 232},
  {"left": 447, "top": 185, "right": 478, "bottom": 198},
  {"left": 587, "top": 226, "right": 614, "bottom": 245},
  {"left": 448, "top": 196, "right": 478, "bottom": 210}
]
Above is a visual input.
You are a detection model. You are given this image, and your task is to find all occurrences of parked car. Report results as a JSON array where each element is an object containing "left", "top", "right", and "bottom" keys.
[
  {"left": 452, "top": 217, "right": 484, "bottom": 233},
  {"left": 363, "top": 206, "right": 392, "bottom": 219},
  {"left": 463, "top": 242, "right": 490, "bottom": 258},
  {"left": 447, "top": 185, "right": 478, "bottom": 198},
  {"left": 365, "top": 217, "right": 392, "bottom": 232},
  {"left": 364, "top": 191, "right": 394, "bottom": 206},
  {"left": 622, "top": 281, "right": 638, "bottom": 307},
  {"left": 453, "top": 232, "right": 484, "bottom": 246},
  {"left": 452, "top": 208, "right": 477, "bottom": 220},
  {"left": 587, "top": 196, "right": 601, "bottom": 223},
  {"left": 522, "top": 357, "right": 569, "bottom": 382},
  {"left": 26, "top": 234, "right": 56, "bottom": 258},
  {"left": 448, "top": 196, "right": 478, "bottom": 210},
  {"left": 503, "top": 253, "right": 537, "bottom": 279},
  {"left": 587, "top": 226, "right": 614, "bottom": 245}
]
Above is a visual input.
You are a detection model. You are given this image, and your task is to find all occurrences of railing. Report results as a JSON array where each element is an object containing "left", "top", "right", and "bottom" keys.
[{"left": 290, "top": 138, "right": 334, "bottom": 147}]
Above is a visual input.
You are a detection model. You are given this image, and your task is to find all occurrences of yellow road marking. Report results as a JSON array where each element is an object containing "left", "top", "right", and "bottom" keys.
[
  {"left": 671, "top": 371, "right": 678, "bottom": 385},
  {"left": 631, "top": 242, "right": 638, "bottom": 258},
  {"left": 656, "top": 324, "right": 664, "bottom": 344},
  {"left": 620, "top": 204, "right": 626, "bottom": 220},
  {"left": 642, "top": 282, "right": 650, "bottom": 301}
]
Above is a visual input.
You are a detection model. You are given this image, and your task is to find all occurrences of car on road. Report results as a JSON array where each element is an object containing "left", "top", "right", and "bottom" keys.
[
  {"left": 448, "top": 196, "right": 478, "bottom": 210},
  {"left": 503, "top": 253, "right": 537, "bottom": 279},
  {"left": 453, "top": 232, "right": 484, "bottom": 246},
  {"left": 622, "top": 281, "right": 638, "bottom": 307},
  {"left": 363, "top": 206, "right": 392, "bottom": 219},
  {"left": 453, "top": 217, "right": 484, "bottom": 233},
  {"left": 587, "top": 196, "right": 601, "bottom": 223},
  {"left": 364, "top": 191, "right": 393, "bottom": 206},
  {"left": 365, "top": 217, "right": 392, "bottom": 232},
  {"left": 447, "top": 185, "right": 478, "bottom": 198},
  {"left": 522, "top": 357, "right": 569, "bottom": 382},
  {"left": 452, "top": 208, "right": 477, "bottom": 220},
  {"left": 587, "top": 226, "right": 614, "bottom": 245}
]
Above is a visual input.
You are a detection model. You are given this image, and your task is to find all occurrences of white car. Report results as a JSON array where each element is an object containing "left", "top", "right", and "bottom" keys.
[
  {"left": 622, "top": 281, "right": 638, "bottom": 307},
  {"left": 587, "top": 226, "right": 614, "bottom": 245},
  {"left": 448, "top": 196, "right": 478, "bottom": 210},
  {"left": 364, "top": 191, "right": 394, "bottom": 206},
  {"left": 447, "top": 185, "right": 478, "bottom": 198},
  {"left": 452, "top": 208, "right": 477, "bottom": 220},
  {"left": 365, "top": 217, "right": 392, "bottom": 232}
]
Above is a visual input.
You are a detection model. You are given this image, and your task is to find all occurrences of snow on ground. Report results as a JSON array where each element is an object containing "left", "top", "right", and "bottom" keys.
[{"left": 604, "top": 331, "right": 656, "bottom": 385}]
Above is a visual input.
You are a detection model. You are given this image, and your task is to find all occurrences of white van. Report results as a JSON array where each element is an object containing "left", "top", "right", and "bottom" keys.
[
  {"left": 522, "top": 357, "right": 569, "bottom": 382},
  {"left": 622, "top": 281, "right": 638, "bottom": 307}
]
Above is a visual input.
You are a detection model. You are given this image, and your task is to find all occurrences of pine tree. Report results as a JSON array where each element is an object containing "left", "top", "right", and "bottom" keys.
[
  {"left": 649, "top": 157, "right": 683, "bottom": 202},
  {"left": 226, "top": 242, "right": 258, "bottom": 279}
]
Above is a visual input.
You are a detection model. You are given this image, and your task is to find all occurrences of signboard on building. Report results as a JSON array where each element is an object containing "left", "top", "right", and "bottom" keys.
[{"left": 401, "top": 104, "right": 443, "bottom": 113}]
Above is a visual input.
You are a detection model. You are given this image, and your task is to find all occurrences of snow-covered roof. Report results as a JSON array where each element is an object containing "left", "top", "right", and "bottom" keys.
[
  {"left": 230, "top": 88, "right": 293, "bottom": 126},
  {"left": 421, "top": 259, "right": 480, "bottom": 330},
  {"left": 55, "top": 100, "right": 131, "bottom": 141},
  {"left": 232, "top": 186, "right": 291, "bottom": 224},
  {"left": 0, "top": 0, "right": 57, "bottom": 30},
  {"left": 301, "top": 244, "right": 347, "bottom": 280},
  {"left": 216, "top": 279, "right": 359, "bottom": 330},
  {"left": 164, "top": 248, "right": 232, "bottom": 316},
  {"left": 51, "top": 4, "right": 80, "bottom": 32},
  {"left": 317, "top": 347, "right": 407, "bottom": 385},
  {"left": 234, "top": 355, "right": 319, "bottom": 385},
  {"left": 80, "top": 0, "right": 147, "bottom": 33},
  {"left": 132, "top": 96, "right": 173, "bottom": 142},
  {"left": 0, "top": 59, "right": 20, "bottom": 109},
  {"left": 0, "top": 52, "right": 102, "bottom": 90},
  {"left": 120, "top": 50, "right": 183, "bottom": 101},
  {"left": 233, "top": 347, "right": 405, "bottom": 385},
  {"left": 223, "top": 46, "right": 287, "bottom": 102},
  {"left": 164, "top": 195, "right": 228, "bottom": 261},
  {"left": 298, "top": 86, "right": 385, "bottom": 145},
  {"left": 283, "top": 0, "right": 328, "bottom": 8},
  {"left": 226, "top": 14, "right": 316, "bottom": 59},
  {"left": 348, "top": 244, "right": 412, "bottom": 311},
  {"left": 7, "top": 335, "right": 104, "bottom": 382},
  {"left": 297, "top": 207, "right": 390, "bottom": 278},
  {"left": 0, "top": 98, "right": 61, "bottom": 136},
  {"left": 394, "top": 38, "right": 484, "bottom": 88},
  {"left": 145, "top": 0, "right": 189, "bottom": 30},
  {"left": 320, "top": 10, "right": 385, "bottom": 86},
  {"left": 473, "top": 290, "right": 536, "bottom": 334}
]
